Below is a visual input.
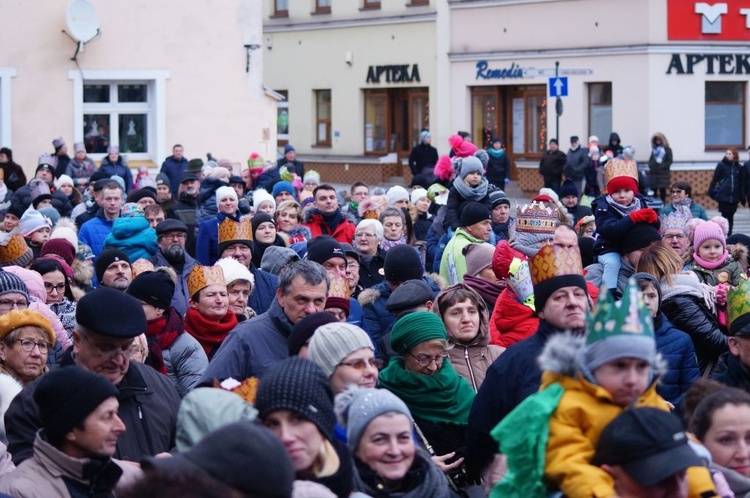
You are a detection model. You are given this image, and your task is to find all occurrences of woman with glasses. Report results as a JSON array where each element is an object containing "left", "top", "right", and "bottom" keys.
[
  {"left": 0, "top": 310, "right": 54, "bottom": 385},
  {"left": 354, "top": 219, "right": 387, "bottom": 289},
  {"left": 378, "top": 311, "right": 478, "bottom": 491},
  {"left": 30, "top": 258, "right": 76, "bottom": 338},
  {"left": 661, "top": 181, "right": 708, "bottom": 220},
  {"left": 433, "top": 283, "right": 504, "bottom": 391}
]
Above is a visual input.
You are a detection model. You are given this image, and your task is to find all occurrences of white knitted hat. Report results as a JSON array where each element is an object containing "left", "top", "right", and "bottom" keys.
[
  {"left": 308, "top": 323, "right": 374, "bottom": 377},
  {"left": 215, "top": 257, "right": 255, "bottom": 288}
]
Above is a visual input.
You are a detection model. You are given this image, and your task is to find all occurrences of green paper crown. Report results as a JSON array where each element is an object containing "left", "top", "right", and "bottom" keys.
[
  {"left": 587, "top": 279, "right": 654, "bottom": 345},
  {"left": 728, "top": 278, "right": 750, "bottom": 331}
]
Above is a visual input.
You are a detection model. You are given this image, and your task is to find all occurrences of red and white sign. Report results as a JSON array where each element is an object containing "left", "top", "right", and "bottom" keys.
[{"left": 668, "top": 0, "right": 750, "bottom": 40}]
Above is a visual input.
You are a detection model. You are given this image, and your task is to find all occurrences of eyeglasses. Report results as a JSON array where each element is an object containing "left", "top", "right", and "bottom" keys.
[
  {"left": 338, "top": 357, "right": 382, "bottom": 370},
  {"left": 13, "top": 339, "right": 51, "bottom": 354},
  {"left": 346, "top": 263, "right": 360, "bottom": 271},
  {"left": 356, "top": 232, "right": 376, "bottom": 239},
  {"left": 0, "top": 299, "right": 28, "bottom": 312},
  {"left": 409, "top": 351, "right": 449, "bottom": 367},
  {"left": 44, "top": 282, "right": 66, "bottom": 294},
  {"left": 671, "top": 189, "right": 684, "bottom": 194},
  {"left": 663, "top": 233, "right": 686, "bottom": 240},
  {"left": 161, "top": 232, "right": 187, "bottom": 241},
  {"left": 82, "top": 334, "right": 134, "bottom": 360}
]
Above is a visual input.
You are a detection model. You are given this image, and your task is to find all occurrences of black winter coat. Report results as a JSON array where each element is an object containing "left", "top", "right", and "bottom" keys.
[
  {"left": 276, "top": 158, "right": 305, "bottom": 178},
  {"left": 709, "top": 157, "right": 748, "bottom": 205},
  {"left": 713, "top": 353, "right": 750, "bottom": 392},
  {"left": 408, "top": 143, "right": 438, "bottom": 176},
  {"left": 648, "top": 147, "right": 674, "bottom": 190},
  {"left": 564, "top": 146, "right": 588, "bottom": 181},
  {"left": 11, "top": 183, "right": 73, "bottom": 217},
  {"left": 661, "top": 293, "right": 728, "bottom": 373},
  {"left": 6, "top": 353, "right": 181, "bottom": 465},
  {"left": 538, "top": 150, "right": 567, "bottom": 181},
  {"left": 486, "top": 151, "right": 509, "bottom": 188},
  {"left": 358, "top": 247, "right": 387, "bottom": 290}
]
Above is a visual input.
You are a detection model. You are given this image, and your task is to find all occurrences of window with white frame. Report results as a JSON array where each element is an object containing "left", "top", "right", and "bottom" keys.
[{"left": 82, "top": 82, "right": 151, "bottom": 156}]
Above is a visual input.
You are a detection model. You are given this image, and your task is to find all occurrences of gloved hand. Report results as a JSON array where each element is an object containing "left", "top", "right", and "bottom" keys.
[
  {"left": 717, "top": 283, "right": 729, "bottom": 307},
  {"left": 629, "top": 208, "right": 657, "bottom": 225}
]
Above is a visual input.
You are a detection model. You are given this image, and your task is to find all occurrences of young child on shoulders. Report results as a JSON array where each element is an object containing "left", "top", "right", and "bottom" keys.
[
  {"left": 442, "top": 153, "right": 495, "bottom": 231},
  {"left": 592, "top": 158, "right": 659, "bottom": 293}
]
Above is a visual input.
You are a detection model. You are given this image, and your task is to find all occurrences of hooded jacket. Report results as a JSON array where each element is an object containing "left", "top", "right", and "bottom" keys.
[
  {"left": 647, "top": 133, "right": 674, "bottom": 190},
  {"left": 438, "top": 228, "right": 487, "bottom": 285},
  {"left": 709, "top": 156, "right": 747, "bottom": 205},
  {"left": 433, "top": 284, "right": 504, "bottom": 391},
  {"left": 103, "top": 215, "right": 158, "bottom": 261},
  {"left": 489, "top": 287, "right": 539, "bottom": 348}
]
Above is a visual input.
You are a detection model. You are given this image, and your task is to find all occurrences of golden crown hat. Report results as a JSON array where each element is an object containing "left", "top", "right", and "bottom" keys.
[
  {"left": 131, "top": 258, "right": 155, "bottom": 278},
  {"left": 218, "top": 218, "right": 253, "bottom": 246},
  {"left": 604, "top": 158, "right": 638, "bottom": 186},
  {"left": 515, "top": 201, "right": 557, "bottom": 235},
  {"left": 530, "top": 244, "right": 584, "bottom": 287},
  {"left": 187, "top": 265, "right": 227, "bottom": 298},
  {"left": 327, "top": 276, "right": 351, "bottom": 300},
  {"left": 0, "top": 233, "right": 31, "bottom": 265},
  {"left": 728, "top": 278, "right": 750, "bottom": 335}
]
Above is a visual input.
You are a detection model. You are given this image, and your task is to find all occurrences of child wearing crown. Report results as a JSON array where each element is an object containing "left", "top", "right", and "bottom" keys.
[
  {"left": 592, "top": 158, "right": 659, "bottom": 295},
  {"left": 538, "top": 280, "right": 716, "bottom": 497}
]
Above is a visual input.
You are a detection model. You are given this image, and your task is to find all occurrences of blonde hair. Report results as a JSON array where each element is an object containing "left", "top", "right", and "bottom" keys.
[{"left": 636, "top": 241, "right": 683, "bottom": 285}]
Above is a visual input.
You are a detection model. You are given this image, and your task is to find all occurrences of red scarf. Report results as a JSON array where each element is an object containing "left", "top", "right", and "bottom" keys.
[
  {"left": 144, "top": 308, "right": 183, "bottom": 376},
  {"left": 184, "top": 307, "right": 238, "bottom": 359}
]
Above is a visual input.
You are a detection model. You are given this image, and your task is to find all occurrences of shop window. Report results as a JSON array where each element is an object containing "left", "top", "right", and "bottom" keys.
[
  {"left": 315, "top": 90, "right": 331, "bottom": 146},
  {"left": 364, "top": 89, "right": 429, "bottom": 155},
  {"left": 315, "top": 0, "right": 331, "bottom": 13},
  {"left": 274, "top": 0, "right": 289, "bottom": 16},
  {"left": 276, "top": 90, "right": 289, "bottom": 145},
  {"left": 472, "top": 91, "right": 498, "bottom": 149},
  {"left": 705, "top": 82, "right": 745, "bottom": 149},
  {"left": 365, "top": 91, "right": 387, "bottom": 153},
  {"left": 363, "top": 0, "right": 381, "bottom": 9},
  {"left": 588, "top": 82, "right": 612, "bottom": 144},
  {"left": 82, "top": 82, "right": 151, "bottom": 155}
]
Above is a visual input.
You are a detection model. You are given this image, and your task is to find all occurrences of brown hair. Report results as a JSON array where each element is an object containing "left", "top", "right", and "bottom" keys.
[
  {"left": 432, "top": 283, "right": 489, "bottom": 344},
  {"left": 671, "top": 181, "right": 692, "bottom": 197},
  {"left": 682, "top": 378, "right": 726, "bottom": 427},
  {"left": 636, "top": 241, "right": 683, "bottom": 285},
  {"left": 689, "top": 387, "right": 750, "bottom": 441}
]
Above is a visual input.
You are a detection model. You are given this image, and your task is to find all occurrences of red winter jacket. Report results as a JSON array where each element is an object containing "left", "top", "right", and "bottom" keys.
[
  {"left": 489, "top": 288, "right": 539, "bottom": 347},
  {"left": 304, "top": 213, "right": 356, "bottom": 244}
]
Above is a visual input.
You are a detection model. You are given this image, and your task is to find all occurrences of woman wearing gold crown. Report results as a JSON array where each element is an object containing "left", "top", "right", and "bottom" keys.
[{"left": 184, "top": 265, "right": 237, "bottom": 360}]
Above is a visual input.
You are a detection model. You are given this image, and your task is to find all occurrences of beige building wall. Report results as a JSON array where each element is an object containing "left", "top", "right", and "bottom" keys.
[{"left": 0, "top": 0, "right": 277, "bottom": 176}]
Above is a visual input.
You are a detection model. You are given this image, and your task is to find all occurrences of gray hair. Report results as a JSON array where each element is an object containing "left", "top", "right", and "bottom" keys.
[
  {"left": 278, "top": 260, "right": 330, "bottom": 295},
  {"left": 379, "top": 206, "right": 405, "bottom": 225},
  {"left": 356, "top": 219, "right": 384, "bottom": 243}
]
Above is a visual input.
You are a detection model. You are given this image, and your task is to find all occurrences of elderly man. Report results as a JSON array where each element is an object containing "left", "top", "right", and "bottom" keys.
[
  {"left": 303, "top": 184, "right": 356, "bottom": 243},
  {"left": 218, "top": 218, "right": 278, "bottom": 315},
  {"left": 660, "top": 211, "right": 691, "bottom": 263},
  {"left": 78, "top": 180, "right": 124, "bottom": 258},
  {"left": 95, "top": 248, "right": 132, "bottom": 291},
  {"left": 0, "top": 367, "right": 142, "bottom": 497},
  {"left": 200, "top": 260, "right": 329, "bottom": 382},
  {"left": 439, "top": 202, "right": 493, "bottom": 284},
  {"left": 466, "top": 244, "right": 589, "bottom": 481},
  {"left": 149, "top": 219, "right": 197, "bottom": 315},
  {"left": 6, "top": 288, "right": 181, "bottom": 465}
]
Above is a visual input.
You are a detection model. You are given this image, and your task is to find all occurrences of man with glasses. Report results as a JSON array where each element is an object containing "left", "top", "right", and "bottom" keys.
[
  {"left": 660, "top": 211, "right": 692, "bottom": 262},
  {"left": 6, "top": 287, "right": 181, "bottom": 465},
  {"left": 343, "top": 182, "right": 369, "bottom": 224},
  {"left": 150, "top": 219, "right": 196, "bottom": 315}
]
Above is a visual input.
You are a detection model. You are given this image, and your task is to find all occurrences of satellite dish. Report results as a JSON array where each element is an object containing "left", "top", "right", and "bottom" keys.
[{"left": 66, "top": 0, "right": 99, "bottom": 43}]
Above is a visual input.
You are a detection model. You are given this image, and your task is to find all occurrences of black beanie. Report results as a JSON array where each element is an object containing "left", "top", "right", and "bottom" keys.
[
  {"left": 460, "top": 202, "right": 491, "bottom": 228},
  {"left": 534, "top": 274, "right": 588, "bottom": 313},
  {"left": 384, "top": 244, "right": 423, "bottom": 282},
  {"left": 560, "top": 178, "right": 579, "bottom": 198},
  {"left": 622, "top": 224, "right": 661, "bottom": 255},
  {"left": 288, "top": 312, "right": 338, "bottom": 356},
  {"left": 255, "top": 357, "right": 335, "bottom": 441},
  {"left": 95, "top": 248, "right": 130, "bottom": 282},
  {"left": 306, "top": 235, "right": 345, "bottom": 265},
  {"left": 127, "top": 270, "right": 175, "bottom": 311},
  {"left": 251, "top": 213, "right": 275, "bottom": 235},
  {"left": 34, "top": 366, "right": 119, "bottom": 445}
]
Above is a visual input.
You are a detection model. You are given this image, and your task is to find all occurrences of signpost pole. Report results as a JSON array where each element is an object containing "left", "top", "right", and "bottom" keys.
[{"left": 555, "top": 61, "right": 560, "bottom": 143}]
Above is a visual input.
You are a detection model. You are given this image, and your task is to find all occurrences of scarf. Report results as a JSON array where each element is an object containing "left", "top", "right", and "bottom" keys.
[
  {"left": 453, "top": 177, "right": 489, "bottom": 202},
  {"left": 487, "top": 148, "right": 505, "bottom": 159},
  {"left": 378, "top": 357, "right": 475, "bottom": 426},
  {"left": 652, "top": 145, "right": 666, "bottom": 164},
  {"left": 252, "top": 235, "right": 285, "bottom": 268},
  {"left": 353, "top": 450, "right": 451, "bottom": 498},
  {"left": 604, "top": 195, "right": 641, "bottom": 218},
  {"left": 184, "top": 307, "right": 238, "bottom": 359},
  {"left": 672, "top": 197, "right": 693, "bottom": 216},
  {"left": 216, "top": 211, "right": 241, "bottom": 224},
  {"left": 463, "top": 274, "right": 505, "bottom": 310},
  {"left": 693, "top": 250, "right": 729, "bottom": 270},
  {"left": 144, "top": 307, "right": 183, "bottom": 375},
  {"left": 511, "top": 234, "right": 547, "bottom": 258},
  {"left": 381, "top": 236, "right": 406, "bottom": 252},
  {"left": 315, "top": 209, "right": 344, "bottom": 234},
  {"left": 660, "top": 272, "right": 706, "bottom": 302}
]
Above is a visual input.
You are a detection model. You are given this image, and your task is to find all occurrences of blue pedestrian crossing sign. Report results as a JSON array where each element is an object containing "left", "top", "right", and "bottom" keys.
[{"left": 549, "top": 77, "right": 568, "bottom": 97}]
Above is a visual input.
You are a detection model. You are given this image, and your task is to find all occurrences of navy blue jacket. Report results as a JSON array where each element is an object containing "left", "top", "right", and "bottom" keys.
[
  {"left": 709, "top": 157, "right": 748, "bottom": 205},
  {"left": 249, "top": 266, "right": 278, "bottom": 316},
  {"left": 465, "top": 320, "right": 558, "bottom": 480},
  {"left": 713, "top": 353, "right": 750, "bottom": 392},
  {"left": 160, "top": 155, "right": 189, "bottom": 196},
  {"left": 592, "top": 193, "right": 655, "bottom": 256},
  {"left": 653, "top": 313, "right": 700, "bottom": 405},
  {"left": 99, "top": 157, "right": 134, "bottom": 193}
]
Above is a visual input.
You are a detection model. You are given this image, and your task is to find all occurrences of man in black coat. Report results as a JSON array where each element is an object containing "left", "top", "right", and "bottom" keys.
[
  {"left": 408, "top": 131, "right": 438, "bottom": 181},
  {"left": 6, "top": 288, "right": 181, "bottom": 465},
  {"left": 277, "top": 144, "right": 304, "bottom": 178},
  {"left": 538, "top": 139, "right": 567, "bottom": 195},
  {"left": 11, "top": 157, "right": 72, "bottom": 217}
]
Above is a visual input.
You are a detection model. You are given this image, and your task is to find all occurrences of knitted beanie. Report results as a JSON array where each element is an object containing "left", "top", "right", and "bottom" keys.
[
  {"left": 560, "top": 178, "right": 579, "bottom": 198},
  {"left": 54, "top": 175, "right": 74, "bottom": 189},
  {"left": 41, "top": 238, "right": 76, "bottom": 266},
  {"left": 0, "top": 235, "right": 34, "bottom": 268},
  {"left": 251, "top": 213, "right": 275, "bottom": 235},
  {"left": 0, "top": 271, "right": 30, "bottom": 301},
  {"left": 252, "top": 189, "right": 276, "bottom": 212},
  {"left": 19, "top": 209, "right": 50, "bottom": 237},
  {"left": 95, "top": 248, "right": 130, "bottom": 282},
  {"left": 215, "top": 256, "right": 254, "bottom": 286},
  {"left": 127, "top": 270, "right": 176, "bottom": 311},
  {"left": 272, "top": 181, "right": 296, "bottom": 199},
  {"left": 308, "top": 323, "right": 374, "bottom": 377},
  {"left": 335, "top": 387, "right": 412, "bottom": 453},
  {"left": 255, "top": 357, "right": 336, "bottom": 441},
  {"left": 474, "top": 149, "right": 489, "bottom": 168},
  {"left": 463, "top": 243, "right": 495, "bottom": 277},
  {"left": 34, "top": 366, "right": 119, "bottom": 445},
  {"left": 694, "top": 220, "right": 726, "bottom": 251},
  {"left": 489, "top": 190, "right": 511, "bottom": 208},
  {"left": 386, "top": 186, "right": 410, "bottom": 206},
  {"left": 49, "top": 225, "right": 79, "bottom": 251},
  {"left": 306, "top": 235, "right": 345, "bottom": 265},
  {"left": 456, "top": 156, "right": 484, "bottom": 180},
  {"left": 383, "top": 244, "right": 423, "bottom": 282},
  {"left": 0, "top": 309, "right": 54, "bottom": 344},
  {"left": 260, "top": 246, "right": 300, "bottom": 276},
  {"left": 410, "top": 188, "right": 428, "bottom": 205},
  {"left": 621, "top": 224, "right": 661, "bottom": 255},
  {"left": 390, "top": 311, "right": 447, "bottom": 355},
  {"left": 288, "top": 312, "right": 338, "bottom": 356},
  {"left": 303, "top": 170, "right": 321, "bottom": 186},
  {"left": 216, "top": 186, "right": 237, "bottom": 207},
  {"left": 607, "top": 176, "right": 638, "bottom": 196},
  {"left": 460, "top": 202, "right": 491, "bottom": 228}
]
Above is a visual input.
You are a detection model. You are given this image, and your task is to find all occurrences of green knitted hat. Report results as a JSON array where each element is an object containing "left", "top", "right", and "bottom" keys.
[{"left": 390, "top": 311, "right": 447, "bottom": 355}]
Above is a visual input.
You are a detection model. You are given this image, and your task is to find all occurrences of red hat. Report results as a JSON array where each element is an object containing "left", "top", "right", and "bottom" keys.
[{"left": 606, "top": 176, "right": 638, "bottom": 196}]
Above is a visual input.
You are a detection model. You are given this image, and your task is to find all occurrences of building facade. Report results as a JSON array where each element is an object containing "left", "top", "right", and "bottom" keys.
[{"left": 0, "top": 0, "right": 278, "bottom": 175}]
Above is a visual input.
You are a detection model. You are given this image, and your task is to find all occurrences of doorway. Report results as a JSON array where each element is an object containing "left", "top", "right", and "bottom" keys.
[{"left": 364, "top": 88, "right": 429, "bottom": 157}]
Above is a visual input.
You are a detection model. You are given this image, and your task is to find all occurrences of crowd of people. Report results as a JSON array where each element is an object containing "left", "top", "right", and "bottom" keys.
[{"left": 0, "top": 133, "right": 746, "bottom": 497}]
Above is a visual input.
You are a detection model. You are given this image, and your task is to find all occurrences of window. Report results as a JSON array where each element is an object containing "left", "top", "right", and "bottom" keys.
[
  {"left": 364, "top": 89, "right": 429, "bottom": 154},
  {"left": 274, "top": 0, "right": 289, "bottom": 16},
  {"left": 315, "top": 0, "right": 331, "bottom": 13},
  {"left": 705, "top": 82, "right": 745, "bottom": 148},
  {"left": 315, "top": 90, "right": 331, "bottom": 146},
  {"left": 82, "top": 83, "right": 150, "bottom": 155},
  {"left": 277, "top": 90, "right": 289, "bottom": 145},
  {"left": 0, "top": 68, "right": 16, "bottom": 148},
  {"left": 471, "top": 90, "right": 498, "bottom": 149},
  {"left": 364, "top": 91, "right": 387, "bottom": 153},
  {"left": 408, "top": 0, "right": 429, "bottom": 4},
  {"left": 588, "top": 83, "right": 612, "bottom": 144},
  {"left": 363, "top": 0, "right": 381, "bottom": 9}
]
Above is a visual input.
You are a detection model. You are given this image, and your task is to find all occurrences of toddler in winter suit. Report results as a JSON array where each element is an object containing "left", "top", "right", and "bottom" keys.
[
  {"left": 592, "top": 158, "right": 659, "bottom": 292},
  {"left": 541, "top": 280, "right": 716, "bottom": 498},
  {"left": 443, "top": 155, "right": 495, "bottom": 231}
]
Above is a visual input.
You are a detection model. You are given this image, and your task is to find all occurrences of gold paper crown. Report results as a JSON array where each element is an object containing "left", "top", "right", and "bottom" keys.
[
  {"left": 515, "top": 201, "right": 557, "bottom": 235},
  {"left": 0, "top": 234, "right": 31, "bottom": 265},
  {"left": 327, "top": 277, "right": 350, "bottom": 300},
  {"left": 604, "top": 158, "right": 638, "bottom": 186},
  {"left": 187, "top": 265, "right": 227, "bottom": 298},
  {"left": 530, "top": 244, "right": 584, "bottom": 287},
  {"left": 131, "top": 258, "right": 155, "bottom": 278},
  {"left": 218, "top": 218, "right": 253, "bottom": 246}
]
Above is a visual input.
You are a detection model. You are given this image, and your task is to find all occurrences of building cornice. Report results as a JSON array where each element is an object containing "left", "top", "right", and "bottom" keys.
[
  {"left": 263, "top": 12, "right": 436, "bottom": 33},
  {"left": 448, "top": 0, "right": 564, "bottom": 8}
]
